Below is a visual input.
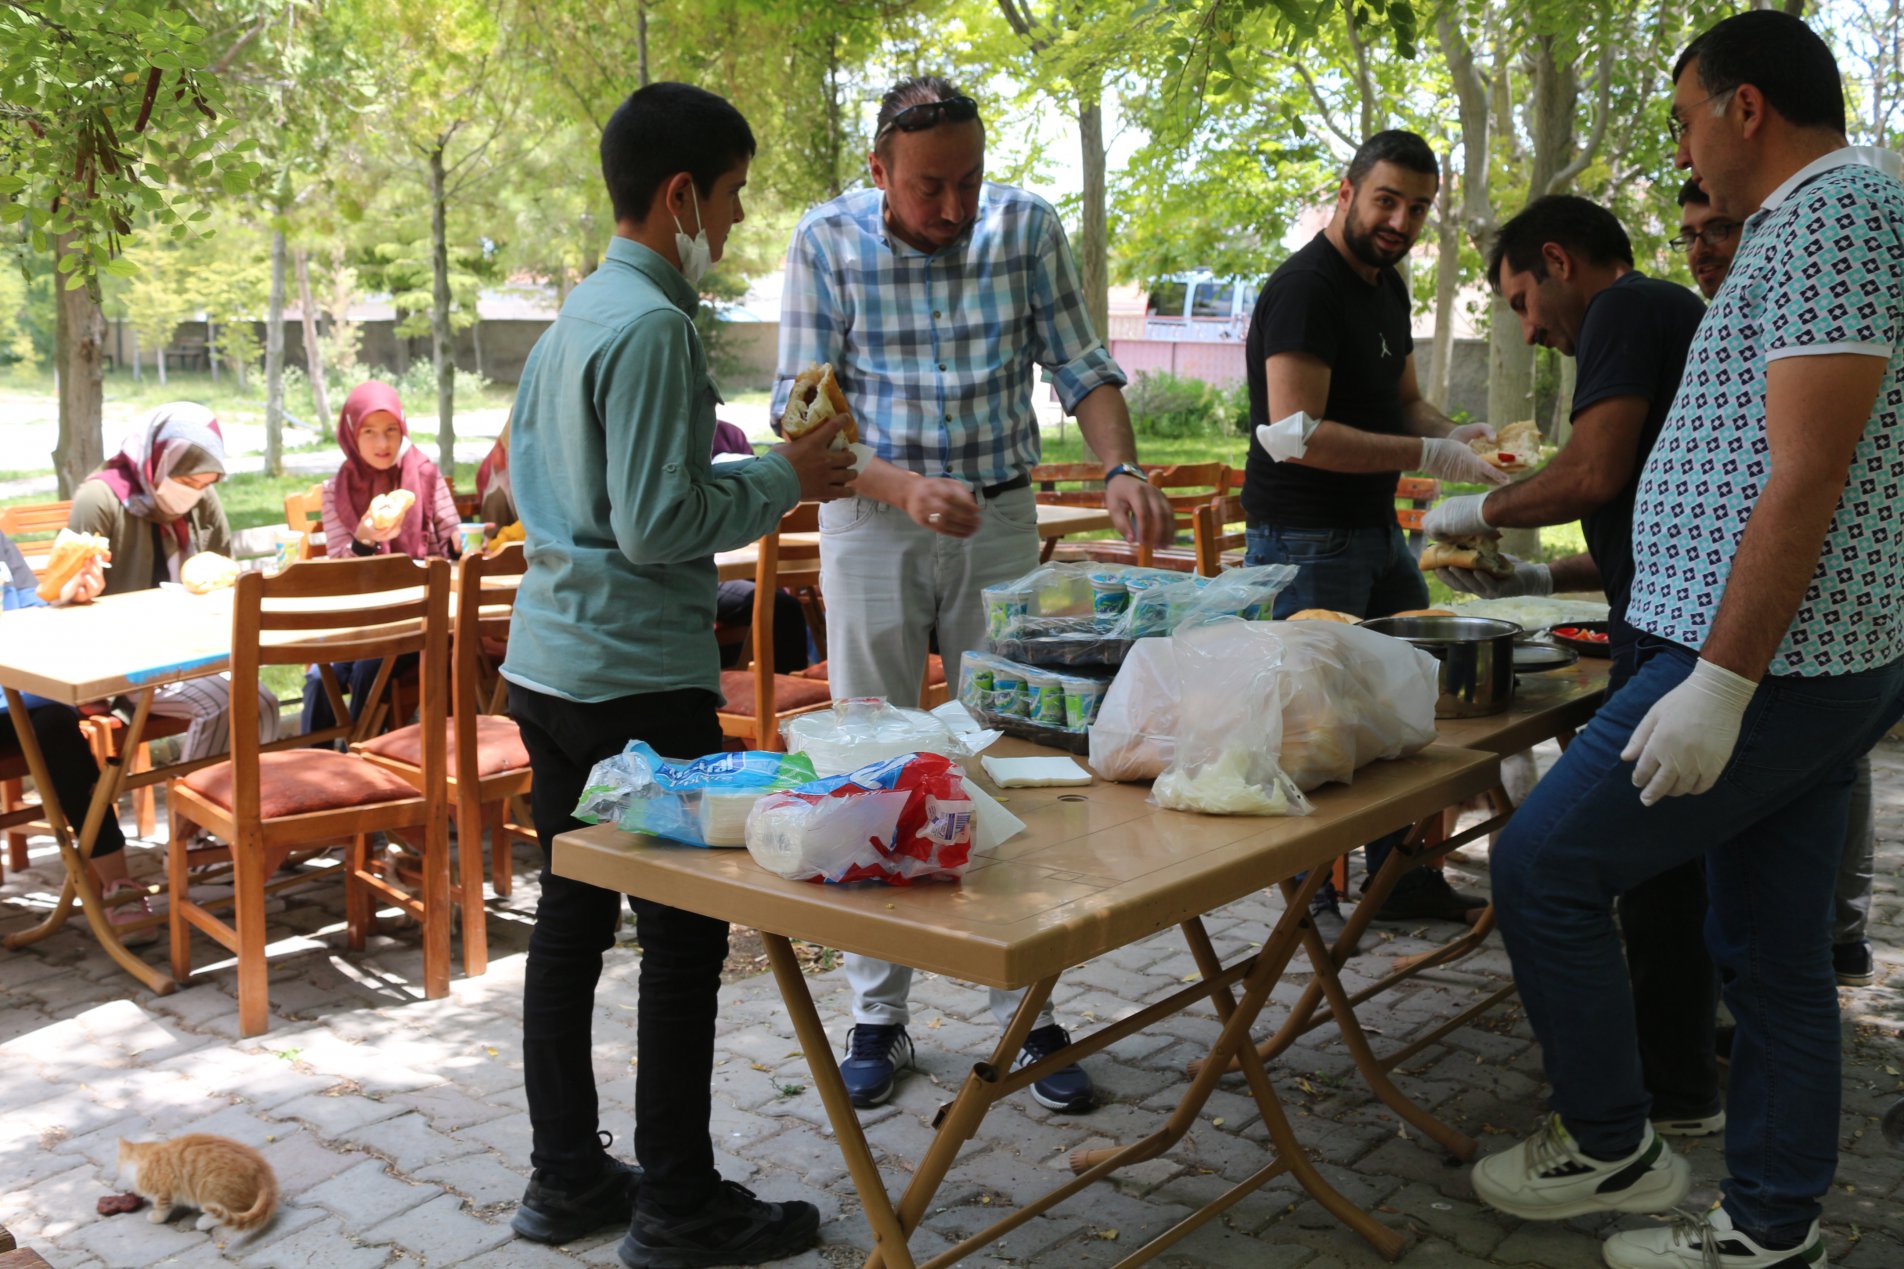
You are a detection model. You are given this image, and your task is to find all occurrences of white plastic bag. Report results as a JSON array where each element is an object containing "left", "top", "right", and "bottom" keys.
[
  {"left": 1151, "top": 620, "right": 1311, "bottom": 816},
  {"left": 1087, "top": 637, "right": 1181, "bottom": 780},
  {"left": 781, "top": 697, "right": 998, "bottom": 777}
]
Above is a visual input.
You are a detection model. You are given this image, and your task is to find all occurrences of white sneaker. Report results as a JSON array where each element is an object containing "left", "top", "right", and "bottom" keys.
[
  {"left": 1603, "top": 1204, "right": 1826, "bottom": 1268},
  {"left": 1471, "top": 1114, "right": 1690, "bottom": 1220},
  {"left": 1651, "top": 1109, "right": 1725, "bottom": 1137}
]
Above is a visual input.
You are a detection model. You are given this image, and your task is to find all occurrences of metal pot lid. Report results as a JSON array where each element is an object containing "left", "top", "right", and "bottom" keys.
[
  {"left": 1361, "top": 615, "right": 1524, "bottom": 644},
  {"left": 1513, "top": 643, "right": 1579, "bottom": 671}
]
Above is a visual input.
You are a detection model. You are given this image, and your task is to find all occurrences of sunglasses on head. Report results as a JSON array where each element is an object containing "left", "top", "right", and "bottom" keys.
[{"left": 876, "top": 95, "right": 980, "bottom": 141}]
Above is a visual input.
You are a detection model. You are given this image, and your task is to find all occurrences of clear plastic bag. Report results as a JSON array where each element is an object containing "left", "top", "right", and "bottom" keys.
[
  {"left": 982, "top": 561, "right": 1296, "bottom": 643},
  {"left": 574, "top": 743, "right": 819, "bottom": 847},
  {"left": 744, "top": 752, "right": 977, "bottom": 884},
  {"left": 1091, "top": 618, "right": 1441, "bottom": 794},
  {"left": 781, "top": 697, "right": 999, "bottom": 777},
  {"left": 1151, "top": 621, "right": 1311, "bottom": 816}
]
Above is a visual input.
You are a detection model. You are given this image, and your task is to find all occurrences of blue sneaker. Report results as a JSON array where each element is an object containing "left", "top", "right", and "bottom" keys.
[
  {"left": 1013, "top": 1024, "right": 1096, "bottom": 1113},
  {"left": 841, "top": 1024, "right": 913, "bottom": 1108}
]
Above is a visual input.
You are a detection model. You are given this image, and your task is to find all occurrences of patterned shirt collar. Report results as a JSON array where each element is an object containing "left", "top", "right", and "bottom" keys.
[{"left": 1747, "top": 146, "right": 1904, "bottom": 230}]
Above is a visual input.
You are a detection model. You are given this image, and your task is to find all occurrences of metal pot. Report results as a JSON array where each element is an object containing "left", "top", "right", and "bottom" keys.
[{"left": 1360, "top": 615, "right": 1523, "bottom": 718}]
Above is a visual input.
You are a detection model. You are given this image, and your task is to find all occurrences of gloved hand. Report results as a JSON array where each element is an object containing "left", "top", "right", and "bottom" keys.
[
  {"left": 1423, "top": 493, "right": 1494, "bottom": 539},
  {"left": 1419, "top": 436, "right": 1513, "bottom": 487},
  {"left": 1620, "top": 659, "right": 1758, "bottom": 806},
  {"left": 1436, "top": 557, "right": 1553, "bottom": 598},
  {"left": 1447, "top": 422, "right": 1496, "bottom": 446}
]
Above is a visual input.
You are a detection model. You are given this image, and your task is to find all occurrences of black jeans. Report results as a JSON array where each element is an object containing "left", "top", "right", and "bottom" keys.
[
  {"left": 508, "top": 681, "right": 729, "bottom": 1204},
  {"left": 300, "top": 655, "right": 418, "bottom": 738},
  {"left": 1, "top": 695, "right": 125, "bottom": 858},
  {"left": 1606, "top": 635, "right": 1721, "bottom": 1119}
]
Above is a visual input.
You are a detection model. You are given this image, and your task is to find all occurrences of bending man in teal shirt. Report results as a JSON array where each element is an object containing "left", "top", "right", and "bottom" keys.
[{"left": 500, "top": 82, "right": 853, "bottom": 1268}]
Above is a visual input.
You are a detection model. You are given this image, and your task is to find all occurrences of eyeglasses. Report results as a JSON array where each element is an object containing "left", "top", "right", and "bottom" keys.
[
  {"left": 1667, "top": 88, "right": 1735, "bottom": 144},
  {"left": 875, "top": 95, "right": 980, "bottom": 141},
  {"left": 1668, "top": 221, "right": 1740, "bottom": 252}
]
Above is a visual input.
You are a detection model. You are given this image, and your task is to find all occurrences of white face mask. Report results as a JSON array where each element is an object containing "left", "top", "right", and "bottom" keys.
[
  {"left": 152, "top": 478, "right": 205, "bottom": 519},
  {"left": 671, "top": 185, "right": 712, "bottom": 287}
]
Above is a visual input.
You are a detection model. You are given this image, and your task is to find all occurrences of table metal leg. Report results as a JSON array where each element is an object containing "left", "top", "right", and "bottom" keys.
[
  {"left": 1, "top": 688, "right": 175, "bottom": 994},
  {"left": 760, "top": 934, "right": 917, "bottom": 1269}
]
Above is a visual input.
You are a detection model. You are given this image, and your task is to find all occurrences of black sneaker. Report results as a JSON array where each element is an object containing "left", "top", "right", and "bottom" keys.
[
  {"left": 1011, "top": 1023, "right": 1096, "bottom": 1113},
  {"left": 619, "top": 1180, "right": 820, "bottom": 1268},
  {"left": 1834, "top": 939, "right": 1875, "bottom": 986},
  {"left": 1375, "top": 869, "right": 1486, "bottom": 924},
  {"left": 1309, "top": 877, "right": 1343, "bottom": 920},
  {"left": 512, "top": 1143, "right": 643, "bottom": 1244}
]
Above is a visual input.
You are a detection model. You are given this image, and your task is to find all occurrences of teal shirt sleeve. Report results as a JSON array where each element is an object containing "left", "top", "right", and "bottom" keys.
[{"left": 597, "top": 310, "right": 802, "bottom": 563}]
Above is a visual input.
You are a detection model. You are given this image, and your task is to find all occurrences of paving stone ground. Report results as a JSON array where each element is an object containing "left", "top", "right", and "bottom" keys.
[{"left": 3, "top": 739, "right": 1901, "bottom": 1268}]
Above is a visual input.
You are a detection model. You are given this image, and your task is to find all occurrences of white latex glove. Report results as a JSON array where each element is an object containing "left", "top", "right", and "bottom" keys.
[
  {"left": 1620, "top": 659, "right": 1758, "bottom": 807},
  {"left": 1436, "top": 557, "right": 1552, "bottom": 599},
  {"left": 1418, "top": 437, "right": 1513, "bottom": 487},
  {"left": 1423, "top": 493, "right": 1494, "bottom": 539},
  {"left": 1447, "top": 422, "right": 1496, "bottom": 445}
]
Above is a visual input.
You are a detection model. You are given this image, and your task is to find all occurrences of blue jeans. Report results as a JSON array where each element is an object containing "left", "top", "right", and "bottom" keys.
[
  {"left": 1246, "top": 522, "right": 1429, "bottom": 883},
  {"left": 1493, "top": 636, "right": 1904, "bottom": 1243}
]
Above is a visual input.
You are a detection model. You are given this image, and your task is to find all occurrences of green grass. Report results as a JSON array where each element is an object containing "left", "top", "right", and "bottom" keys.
[{"left": 0, "top": 464, "right": 481, "bottom": 528}]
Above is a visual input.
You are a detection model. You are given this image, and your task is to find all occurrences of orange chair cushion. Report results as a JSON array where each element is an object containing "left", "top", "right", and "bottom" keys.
[
  {"left": 797, "top": 655, "right": 943, "bottom": 686},
  {"left": 180, "top": 750, "right": 420, "bottom": 820},
  {"left": 357, "top": 715, "right": 530, "bottom": 778},
  {"left": 717, "top": 671, "right": 833, "bottom": 717}
]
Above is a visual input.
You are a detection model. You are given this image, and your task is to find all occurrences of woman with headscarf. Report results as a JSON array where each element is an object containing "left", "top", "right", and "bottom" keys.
[
  {"left": 302, "top": 380, "right": 461, "bottom": 735},
  {"left": 69, "top": 404, "right": 284, "bottom": 767},
  {"left": 476, "top": 413, "right": 514, "bottom": 530}
]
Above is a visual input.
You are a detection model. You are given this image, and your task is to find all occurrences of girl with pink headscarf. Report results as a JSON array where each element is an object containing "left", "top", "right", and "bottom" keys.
[
  {"left": 320, "top": 380, "right": 462, "bottom": 560},
  {"left": 303, "top": 381, "right": 462, "bottom": 738}
]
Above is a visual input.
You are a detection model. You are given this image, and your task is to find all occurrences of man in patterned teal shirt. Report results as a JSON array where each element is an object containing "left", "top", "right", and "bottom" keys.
[{"left": 1466, "top": 14, "right": 1904, "bottom": 1268}]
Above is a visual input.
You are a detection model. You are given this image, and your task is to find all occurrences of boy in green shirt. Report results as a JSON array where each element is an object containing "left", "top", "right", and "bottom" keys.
[{"left": 501, "top": 82, "right": 853, "bottom": 1266}]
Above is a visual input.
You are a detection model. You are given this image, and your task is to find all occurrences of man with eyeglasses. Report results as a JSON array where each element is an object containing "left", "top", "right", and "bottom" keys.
[
  {"left": 774, "top": 75, "right": 1174, "bottom": 1115},
  {"left": 1466, "top": 13, "right": 1904, "bottom": 1267},
  {"left": 1671, "top": 179, "right": 1741, "bottom": 300}
]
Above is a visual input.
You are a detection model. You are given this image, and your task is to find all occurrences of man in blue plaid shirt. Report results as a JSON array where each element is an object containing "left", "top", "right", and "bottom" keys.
[{"left": 773, "top": 75, "right": 1173, "bottom": 1115}]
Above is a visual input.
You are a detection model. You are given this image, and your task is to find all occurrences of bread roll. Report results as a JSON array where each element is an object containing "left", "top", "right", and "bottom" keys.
[
  {"left": 1418, "top": 536, "right": 1515, "bottom": 579},
  {"left": 1391, "top": 608, "right": 1455, "bottom": 618},
  {"left": 35, "top": 529, "right": 112, "bottom": 602},
  {"left": 180, "top": 551, "right": 241, "bottom": 595},
  {"left": 1470, "top": 419, "right": 1541, "bottom": 472},
  {"left": 782, "top": 363, "right": 859, "bottom": 446},
  {"left": 1287, "top": 608, "right": 1361, "bottom": 624},
  {"left": 367, "top": 489, "right": 416, "bottom": 531}
]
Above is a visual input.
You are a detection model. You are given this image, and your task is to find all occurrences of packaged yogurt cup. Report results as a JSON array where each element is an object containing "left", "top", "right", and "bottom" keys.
[
  {"left": 1061, "top": 676, "right": 1109, "bottom": 731},
  {"left": 983, "top": 584, "right": 1033, "bottom": 640},
  {"left": 1024, "top": 669, "right": 1068, "bottom": 727}
]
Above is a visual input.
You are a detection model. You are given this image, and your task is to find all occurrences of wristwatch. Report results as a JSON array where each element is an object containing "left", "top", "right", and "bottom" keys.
[{"left": 1103, "top": 463, "right": 1150, "bottom": 484}]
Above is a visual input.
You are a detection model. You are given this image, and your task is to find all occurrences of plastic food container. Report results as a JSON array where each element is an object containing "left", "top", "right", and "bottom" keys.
[
  {"left": 991, "top": 665, "right": 1029, "bottom": 718},
  {"left": 983, "top": 584, "right": 1033, "bottom": 640},
  {"left": 1061, "top": 677, "right": 1109, "bottom": 731},
  {"left": 1024, "top": 669, "right": 1067, "bottom": 727}
]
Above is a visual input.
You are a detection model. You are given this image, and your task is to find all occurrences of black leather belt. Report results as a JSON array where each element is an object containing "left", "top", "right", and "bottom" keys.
[{"left": 981, "top": 473, "right": 1030, "bottom": 498}]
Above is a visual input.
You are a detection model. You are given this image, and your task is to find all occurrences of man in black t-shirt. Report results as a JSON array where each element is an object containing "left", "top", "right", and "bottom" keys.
[
  {"left": 1426, "top": 194, "right": 1727, "bottom": 1142},
  {"left": 1423, "top": 196, "right": 1705, "bottom": 683},
  {"left": 1244, "top": 130, "right": 1508, "bottom": 619},
  {"left": 1244, "top": 130, "right": 1508, "bottom": 925}
]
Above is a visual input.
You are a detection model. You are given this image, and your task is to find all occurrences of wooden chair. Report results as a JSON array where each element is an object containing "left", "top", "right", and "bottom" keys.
[
  {"left": 1067, "top": 462, "right": 1232, "bottom": 571},
  {"left": 355, "top": 544, "right": 533, "bottom": 976},
  {"left": 0, "top": 747, "right": 49, "bottom": 878},
  {"left": 0, "top": 501, "right": 76, "bottom": 578},
  {"left": 718, "top": 504, "right": 835, "bottom": 750},
  {"left": 166, "top": 556, "right": 454, "bottom": 1037},
  {"left": 283, "top": 482, "right": 325, "bottom": 560}
]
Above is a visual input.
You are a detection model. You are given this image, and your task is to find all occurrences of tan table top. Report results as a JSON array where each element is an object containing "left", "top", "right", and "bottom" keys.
[
  {"left": 0, "top": 587, "right": 238, "bottom": 705},
  {"left": 715, "top": 503, "right": 1116, "bottom": 582},
  {"left": 556, "top": 738, "right": 1497, "bottom": 991}
]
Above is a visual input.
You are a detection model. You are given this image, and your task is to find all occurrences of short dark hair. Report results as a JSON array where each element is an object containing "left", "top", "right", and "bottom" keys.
[
  {"left": 600, "top": 82, "right": 756, "bottom": 224},
  {"left": 874, "top": 75, "right": 984, "bottom": 156},
  {"left": 1673, "top": 11, "right": 1846, "bottom": 134},
  {"left": 1487, "top": 195, "right": 1634, "bottom": 290},
  {"left": 1346, "top": 130, "right": 1438, "bottom": 187},
  {"left": 1676, "top": 177, "right": 1709, "bottom": 208}
]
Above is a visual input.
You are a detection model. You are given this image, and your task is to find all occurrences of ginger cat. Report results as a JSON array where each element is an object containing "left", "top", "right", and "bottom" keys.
[{"left": 116, "top": 1135, "right": 277, "bottom": 1234}]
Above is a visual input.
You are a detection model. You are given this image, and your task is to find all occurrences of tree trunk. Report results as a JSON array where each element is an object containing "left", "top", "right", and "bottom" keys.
[
  {"left": 53, "top": 241, "right": 107, "bottom": 497},
  {"left": 472, "top": 318, "right": 485, "bottom": 379},
  {"left": 1428, "top": 154, "right": 1460, "bottom": 405},
  {"left": 208, "top": 318, "right": 220, "bottom": 385},
  {"left": 1077, "top": 88, "right": 1110, "bottom": 345},
  {"left": 131, "top": 328, "right": 142, "bottom": 383},
  {"left": 429, "top": 144, "right": 456, "bottom": 474},
  {"left": 295, "top": 247, "right": 331, "bottom": 432},
  {"left": 637, "top": 1, "right": 650, "bottom": 86},
  {"left": 157, "top": 340, "right": 167, "bottom": 387},
  {"left": 1549, "top": 354, "right": 1577, "bottom": 445},
  {"left": 264, "top": 226, "right": 288, "bottom": 477}
]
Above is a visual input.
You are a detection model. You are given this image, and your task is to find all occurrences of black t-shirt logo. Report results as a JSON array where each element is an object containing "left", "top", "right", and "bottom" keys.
[{"left": 1379, "top": 333, "right": 1393, "bottom": 359}]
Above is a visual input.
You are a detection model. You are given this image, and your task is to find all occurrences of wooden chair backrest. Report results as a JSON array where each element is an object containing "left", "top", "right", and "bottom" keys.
[
  {"left": 0, "top": 500, "right": 76, "bottom": 576},
  {"left": 453, "top": 542, "right": 525, "bottom": 727},
  {"left": 283, "top": 482, "right": 326, "bottom": 559},
  {"left": 1193, "top": 496, "right": 1248, "bottom": 577},
  {"left": 1395, "top": 475, "right": 1440, "bottom": 542},
  {"left": 1030, "top": 463, "right": 1109, "bottom": 508},
  {"left": 229, "top": 556, "right": 450, "bottom": 823},
  {"left": 730, "top": 502, "right": 824, "bottom": 743}
]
